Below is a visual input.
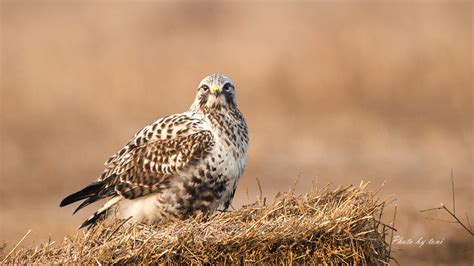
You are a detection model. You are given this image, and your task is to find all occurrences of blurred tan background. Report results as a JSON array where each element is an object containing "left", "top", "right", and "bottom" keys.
[{"left": 1, "top": 1, "right": 472, "bottom": 264}]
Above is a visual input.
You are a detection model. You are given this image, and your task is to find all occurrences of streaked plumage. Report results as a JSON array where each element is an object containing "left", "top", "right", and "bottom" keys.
[{"left": 60, "top": 74, "right": 249, "bottom": 228}]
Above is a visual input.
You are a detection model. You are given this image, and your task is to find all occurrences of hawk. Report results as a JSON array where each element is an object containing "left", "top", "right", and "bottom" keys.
[{"left": 60, "top": 74, "right": 249, "bottom": 228}]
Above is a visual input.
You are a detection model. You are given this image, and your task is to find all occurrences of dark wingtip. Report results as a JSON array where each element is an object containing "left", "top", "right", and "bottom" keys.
[
  {"left": 79, "top": 220, "right": 92, "bottom": 229},
  {"left": 73, "top": 196, "right": 97, "bottom": 214},
  {"left": 59, "top": 195, "right": 77, "bottom": 207},
  {"left": 59, "top": 181, "right": 104, "bottom": 208},
  {"left": 79, "top": 211, "right": 105, "bottom": 229}
]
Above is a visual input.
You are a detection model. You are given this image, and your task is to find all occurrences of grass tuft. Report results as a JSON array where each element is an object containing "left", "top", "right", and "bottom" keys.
[{"left": 1, "top": 182, "right": 394, "bottom": 264}]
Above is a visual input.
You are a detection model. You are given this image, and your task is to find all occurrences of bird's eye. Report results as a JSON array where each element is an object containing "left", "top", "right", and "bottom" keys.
[
  {"left": 223, "top": 84, "right": 232, "bottom": 92},
  {"left": 201, "top": 85, "right": 209, "bottom": 92}
]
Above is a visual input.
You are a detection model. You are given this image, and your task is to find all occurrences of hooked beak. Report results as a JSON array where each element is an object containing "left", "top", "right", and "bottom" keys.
[{"left": 210, "top": 85, "right": 222, "bottom": 95}]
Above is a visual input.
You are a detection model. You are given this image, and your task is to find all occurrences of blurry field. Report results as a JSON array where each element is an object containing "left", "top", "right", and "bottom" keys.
[{"left": 1, "top": 1, "right": 472, "bottom": 264}]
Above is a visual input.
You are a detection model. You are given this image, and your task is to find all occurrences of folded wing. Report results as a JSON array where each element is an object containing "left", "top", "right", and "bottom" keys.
[{"left": 60, "top": 116, "right": 214, "bottom": 215}]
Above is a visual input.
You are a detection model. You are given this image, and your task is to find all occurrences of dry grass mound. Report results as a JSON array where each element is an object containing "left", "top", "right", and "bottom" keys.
[{"left": 1, "top": 183, "right": 395, "bottom": 264}]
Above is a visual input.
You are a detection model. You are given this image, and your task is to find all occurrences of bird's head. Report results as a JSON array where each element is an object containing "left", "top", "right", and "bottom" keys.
[{"left": 190, "top": 74, "right": 237, "bottom": 112}]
